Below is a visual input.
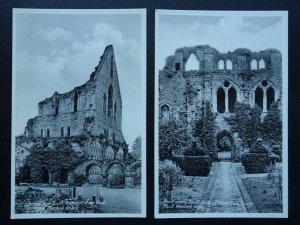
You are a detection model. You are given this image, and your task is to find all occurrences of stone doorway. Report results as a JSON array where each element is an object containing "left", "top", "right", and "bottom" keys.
[
  {"left": 86, "top": 164, "right": 102, "bottom": 185},
  {"left": 216, "top": 130, "right": 234, "bottom": 161}
]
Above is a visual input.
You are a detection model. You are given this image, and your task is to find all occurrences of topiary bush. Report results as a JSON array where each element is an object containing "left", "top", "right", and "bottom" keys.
[
  {"left": 173, "top": 155, "right": 211, "bottom": 176},
  {"left": 242, "top": 153, "right": 270, "bottom": 173},
  {"left": 172, "top": 141, "right": 211, "bottom": 176}
]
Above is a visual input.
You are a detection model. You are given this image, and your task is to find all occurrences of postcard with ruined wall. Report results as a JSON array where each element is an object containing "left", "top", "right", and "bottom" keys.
[
  {"left": 155, "top": 10, "right": 288, "bottom": 218},
  {"left": 12, "top": 8, "right": 146, "bottom": 219}
]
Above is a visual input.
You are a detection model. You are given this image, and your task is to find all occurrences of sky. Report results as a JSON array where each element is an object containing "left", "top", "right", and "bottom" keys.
[
  {"left": 13, "top": 10, "right": 144, "bottom": 149},
  {"left": 157, "top": 13, "right": 283, "bottom": 70}
]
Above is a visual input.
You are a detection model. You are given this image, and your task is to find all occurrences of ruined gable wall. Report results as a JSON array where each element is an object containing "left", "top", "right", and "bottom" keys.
[{"left": 93, "top": 46, "right": 124, "bottom": 143}]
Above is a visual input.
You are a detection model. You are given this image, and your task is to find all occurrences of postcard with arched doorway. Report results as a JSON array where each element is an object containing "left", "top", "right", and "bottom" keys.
[
  {"left": 155, "top": 10, "right": 288, "bottom": 218},
  {"left": 11, "top": 8, "right": 146, "bottom": 218}
]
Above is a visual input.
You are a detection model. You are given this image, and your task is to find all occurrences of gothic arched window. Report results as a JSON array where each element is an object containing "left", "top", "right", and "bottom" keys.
[
  {"left": 107, "top": 85, "right": 113, "bottom": 117},
  {"left": 161, "top": 104, "right": 170, "bottom": 122},
  {"left": 74, "top": 92, "right": 79, "bottom": 112},
  {"left": 185, "top": 53, "right": 199, "bottom": 71},
  {"left": 114, "top": 102, "right": 117, "bottom": 121},
  {"left": 254, "top": 80, "right": 276, "bottom": 112},
  {"left": 218, "top": 59, "right": 225, "bottom": 70},
  {"left": 267, "top": 87, "right": 275, "bottom": 110},
  {"left": 226, "top": 59, "right": 233, "bottom": 70},
  {"left": 259, "top": 59, "right": 266, "bottom": 69},
  {"left": 228, "top": 87, "right": 237, "bottom": 113},
  {"left": 103, "top": 94, "right": 107, "bottom": 114},
  {"left": 250, "top": 59, "right": 258, "bottom": 70},
  {"left": 217, "top": 88, "right": 225, "bottom": 113},
  {"left": 255, "top": 87, "right": 264, "bottom": 110}
]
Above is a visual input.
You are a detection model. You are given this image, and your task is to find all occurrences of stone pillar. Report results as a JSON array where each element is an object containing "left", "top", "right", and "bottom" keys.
[
  {"left": 263, "top": 88, "right": 267, "bottom": 112},
  {"left": 125, "top": 172, "right": 135, "bottom": 188},
  {"left": 225, "top": 89, "right": 229, "bottom": 113}
]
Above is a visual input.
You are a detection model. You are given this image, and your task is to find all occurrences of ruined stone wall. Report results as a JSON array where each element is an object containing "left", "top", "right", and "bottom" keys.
[
  {"left": 25, "top": 45, "right": 125, "bottom": 143},
  {"left": 159, "top": 45, "right": 282, "bottom": 130}
]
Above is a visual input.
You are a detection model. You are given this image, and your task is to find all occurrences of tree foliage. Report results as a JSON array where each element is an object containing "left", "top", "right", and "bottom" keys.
[
  {"left": 193, "top": 101, "right": 216, "bottom": 153},
  {"left": 130, "top": 136, "right": 141, "bottom": 160},
  {"left": 24, "top": 140, "right": 88, "bottom": 183},
  {"left": 261, "top": 101, "right": 282, "bottom": 144},
  {"left": 159, "top": 120, "right": 188, "bottom": 161},
  {"left": 225, "top": 102, "right": 262, "bottom": 148}
]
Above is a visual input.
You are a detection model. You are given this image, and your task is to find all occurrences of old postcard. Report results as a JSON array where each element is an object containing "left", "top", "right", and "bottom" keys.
[
  {"left": 155, "top": 10, "right": 288, "bottom": 218},
  {"left": 12, "top": 8, "right": 146, "bottom": 218}
]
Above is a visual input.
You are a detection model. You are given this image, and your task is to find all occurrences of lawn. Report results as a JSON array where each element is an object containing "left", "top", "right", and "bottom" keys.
[
  {"left": 16, "top": 186, "right": 141, "bottom": 214},
  {"left": 159, "top": 163, "right": 218, "bottom": 213},
  {"left": 242, "top": 176, "right": 282, "bottom": 213}
]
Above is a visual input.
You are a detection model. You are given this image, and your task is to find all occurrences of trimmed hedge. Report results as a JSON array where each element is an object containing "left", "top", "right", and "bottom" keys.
[
  {"left": 242, "top": 153, "right": 270, "bottom": 173},
  {"left": 172, "top": 155, "right": 211, "bottom": 176}
]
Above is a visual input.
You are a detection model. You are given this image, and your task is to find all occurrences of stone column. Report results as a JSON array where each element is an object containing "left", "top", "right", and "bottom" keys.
[
  {"left": 225, "top": 89, "right": 229, "bottom": 113},
  {"left": 263, "top": 88, "right": 267, "bottom": 112}
]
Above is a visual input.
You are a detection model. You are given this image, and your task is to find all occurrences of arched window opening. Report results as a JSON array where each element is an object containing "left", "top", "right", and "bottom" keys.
[
  {"left": 73, "top": 92, "right": 79, "bottom": 112},
  {"left": 47, "top": 129, "right": 50, "bottom": 138},
  {"left": 107, "top": 85, "right": 113, "bottom": 117},
  {"left": 61, "top": 127, "right": 64, "bottom": 138},
  {"left": 111, "top": 56, "right": 114, "bottom": 78},
  {"left": 114, "top": 102, "right": 117, "bottom": 121},
  {"left": 41, "top": 167, "right": 49, "bottom": 183},
  {"left": 226, "top": 59, "right": 233, "bottom": 70},
  {"left": 67, "top": 127, "right": 71, "bottom": 138},
  {"left": 217, "top": 88, "right": 225, "bottom": 113},
  {"left": 185, "top": 53, "right": 199, "bottom": 71},
  {"left": 87, "top": 164, "right": 102, "bottom": 184},
  {"left": 175, "top": 63, "right": 180, "bottom": 71},
  {"left": 255, "top": 87, "right": 264, "bottom": 110},
  {"left": 228, "top": 87, "right": 237, "bottom": 113},
  {"left": 218, "top": 59, "right": 225, "bottom": 70},
  {"left": 103, "top": 94, "right": 107, "bottom": 114},
  {"left": 105, "top": 146, "right": 114, "bottom": 160},
  {"left": 161, "top": 105, "right": 170, "bottom": 122},
  {"left": 250, "top": 59, "right": 258, "bottom": 70},
  {"left": 259, "top": 59, "right": 266, "bottom": 69},
  {"left": 267, "top": 87, "right": 275, "bottom": 110}
]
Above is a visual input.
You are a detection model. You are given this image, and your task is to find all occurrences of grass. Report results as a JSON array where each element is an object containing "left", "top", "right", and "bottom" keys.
[
  {"left": 242, "top": 176, "right": 282, "bottom": 213},
  {"left": 16, "top": 186, "right": 141, "bottom": 213},
  {"left": 159, "top": 163, "right": 219, "bottom": 213}
]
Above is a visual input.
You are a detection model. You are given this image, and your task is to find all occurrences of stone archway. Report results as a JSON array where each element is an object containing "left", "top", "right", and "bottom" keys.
[
  {"left": 86, "top": 163, "right": 103, "bottom": 185},
  {"left": 216, "top": 130, "right": 235, "bottom": 161},
  {"left": 130, "top": 162, "right": 142, "bottom": 186},
  {"left": 103, "top": 160, "right": 127, "bottom": 188}
]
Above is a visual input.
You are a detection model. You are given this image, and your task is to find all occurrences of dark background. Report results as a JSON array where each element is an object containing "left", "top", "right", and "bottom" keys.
[{"left": 0, "top": 0, "right": 299, "bottom": 224}]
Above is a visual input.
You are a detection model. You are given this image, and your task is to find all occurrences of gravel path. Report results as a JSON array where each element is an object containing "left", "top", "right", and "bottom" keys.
[{"left": 197, "top": 162, "right": 247, "bottom": 213}]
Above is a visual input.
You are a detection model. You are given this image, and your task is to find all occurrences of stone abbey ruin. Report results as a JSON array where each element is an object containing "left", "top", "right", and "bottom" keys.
[
  {"left": 16, "top": 45, "right": 141, "bottom": 187},
  {"left": 159, "top": 45, "right": 282, "bottom": 160}
]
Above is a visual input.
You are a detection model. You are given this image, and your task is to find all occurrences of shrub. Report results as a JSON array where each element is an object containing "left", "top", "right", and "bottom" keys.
[
  {"left": 172, "top": 155, "right": 211, "bottom": 176},
  {"left": 193, "top": 101, "right": 216, "bottom": 156},
  {"left": 69, "top": 173, "right": 87, "bottom": 186},
  {"left": 159, "top": 120, "right": 189, "bottom": 161},
  {"left": 183, "top": 141, "right": 207, "bottom": 156},
  {"left": 15, "top": 187, "right": 46, "bottom": 203},
  {"left": 108, "top": 165, "right": 125, "bottom": 186},
  {"left": 225, "top": 102, "right": 262, "bottom": 148},
  {"left": 159, "top": 160, "right": 183, "bottom": 200},
  {"left": 242, "top": 153, "right": 270, "bottom": 173}
]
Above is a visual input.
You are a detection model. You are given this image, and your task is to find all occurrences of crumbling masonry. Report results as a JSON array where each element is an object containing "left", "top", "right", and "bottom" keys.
[
  {"left": 16, "top": 45, "right": 141, "bottom": 187},
  {"left": 159, "top": 45, "right": 282, "bottom": 159}
]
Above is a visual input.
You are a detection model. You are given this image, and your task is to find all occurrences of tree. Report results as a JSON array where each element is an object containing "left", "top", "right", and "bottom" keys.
[
  {"left": 226, "top": 102, "right": 262, "bottom": 148},
  {"left": 159, "top": 120, "right": 188, "bottom": 161},
  {"left": 261, "top": 101, "right": 282, "bottom": 144},
  {"left": 24, "top": 140, "right": 88, "bottom": 183},
  {"left": 194, "top": 101, "right": 216, "bottom": 154},
  {"left": 130, "top": 136, "right": 141, "bottom": 159}
]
